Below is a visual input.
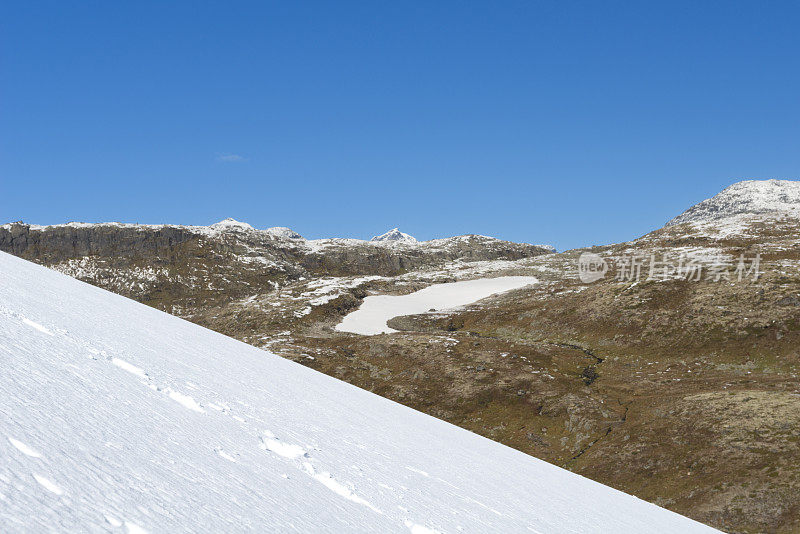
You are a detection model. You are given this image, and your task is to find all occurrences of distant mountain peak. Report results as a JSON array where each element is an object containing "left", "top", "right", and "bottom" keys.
[
  {"left": 370, "top": 228, "right": 418, "bottom": 244},
  {"left": 210, "top": 218, "right": 254, "bottom": 232},
  {"left": 667, "top": 179, "right": 800, "bottom": 226}
]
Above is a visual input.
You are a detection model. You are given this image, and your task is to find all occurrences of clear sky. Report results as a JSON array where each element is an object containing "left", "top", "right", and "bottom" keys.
[{"left": 2, "top": 1, "right": 798, "bottom": 250}]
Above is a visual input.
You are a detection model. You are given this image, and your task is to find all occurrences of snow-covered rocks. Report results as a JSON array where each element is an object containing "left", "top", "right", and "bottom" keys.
[
  {"left": 370, "top": 228, "right": 418, "bottom": 245},
  {"left": 264, "top": 226, "right": 304, "bottom": 240},
  {"left": 0, "top": 251, "right": 719, "bottom": 533},
  {"left": 210, "top": 218, "right": 255, "bottom": 232},
  {"left": 667, "top": 179, "right": 800, "bottom": 226}
]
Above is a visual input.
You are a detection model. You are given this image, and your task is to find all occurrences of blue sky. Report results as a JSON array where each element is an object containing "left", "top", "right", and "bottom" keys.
[{"left": 2, "top": 1, "right": 799, "bottom": 250}]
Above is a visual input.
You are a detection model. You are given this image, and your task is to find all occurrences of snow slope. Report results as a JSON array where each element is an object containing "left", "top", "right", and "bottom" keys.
[
  {"left": 667, "top": 179, "right": 800, "bottom": 226},
  {"left": 336, "top": 277, "right": 540, "bottom": 335},
  {"left": 0, "top": 252, "right": 719, "bottom": 533}
]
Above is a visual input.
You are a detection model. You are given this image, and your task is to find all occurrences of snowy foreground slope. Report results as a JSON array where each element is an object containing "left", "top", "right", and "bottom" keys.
[{"left": 0, "top": 252, "right": 718, "bottom": 533}]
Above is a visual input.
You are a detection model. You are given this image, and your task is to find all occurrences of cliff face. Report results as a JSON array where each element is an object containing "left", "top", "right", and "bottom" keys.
[
  {"left": 0, "top": 222, "right": 550, "bottom": 273},
  {"left": 0, "top": 223, "right": 298, "bottom": 313},
  {"left": 0, "top": 223, "right": 199, "bottom": 262}
]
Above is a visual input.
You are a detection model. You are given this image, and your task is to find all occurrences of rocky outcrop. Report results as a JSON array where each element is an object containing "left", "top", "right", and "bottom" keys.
[{"left": 302, "top": 235, "right": 549, "bottom": 276}]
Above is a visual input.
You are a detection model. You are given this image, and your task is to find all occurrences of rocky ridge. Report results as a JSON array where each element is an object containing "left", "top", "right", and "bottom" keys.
[{"left": 0, "top": 219, "right": 552, "bottom": 315}]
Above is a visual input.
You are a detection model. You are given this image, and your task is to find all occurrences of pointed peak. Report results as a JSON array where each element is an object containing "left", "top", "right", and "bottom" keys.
[{"left": 370, "top": 228, "right": 418, "bottom": 244}]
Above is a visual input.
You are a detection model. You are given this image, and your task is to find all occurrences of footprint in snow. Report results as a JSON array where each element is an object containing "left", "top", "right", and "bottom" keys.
[
  {"left": 258, "top": 432, "right": 378, "bottom": 512},
  {"left": 33, "top": 474, "right": 63, "bottom": 496},
  {"left": 8, "top": 437, "right": 42, "bottom": 458},
  {"left": 403, "top": 520, "right": 443, "bottom": 534},
  {"left": 111, "top": 357, "right": 148, "bottom": 379},
  {"left": 164, "top": 388, "right": 205, "bottom": 413},
  {"left": 104, "top": 352, "right": 206, "bottom": 416},
  {"left": 302, "top": 462, "right": 381, "bottom": 514},
  {"left": 125, "top": 521, "right": 149, "bottom": 534},
  {"left": 259, "top": 434, "right": 308, "bottom": 460},
  {"left": 21, "top": 317, "right": 54, "bottom": 336},
  {"left": 215, "top": 448, "right": 237, "bottom": 462},
  {"left": 404, "top": 466, "right": 429, "bottom": 477}
]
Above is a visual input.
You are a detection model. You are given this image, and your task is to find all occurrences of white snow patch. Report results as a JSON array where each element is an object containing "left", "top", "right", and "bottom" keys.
[{"left": 336, "top": 276, "right": 539, "bottom": 335}]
